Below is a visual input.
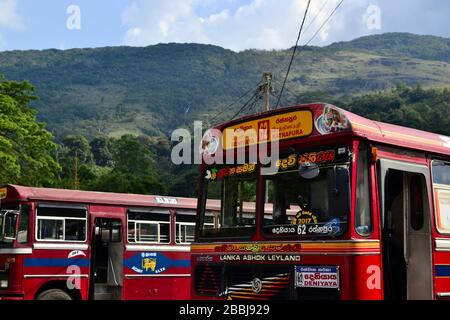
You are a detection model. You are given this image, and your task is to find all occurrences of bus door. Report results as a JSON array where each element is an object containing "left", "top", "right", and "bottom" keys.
[
  {"left": 378, "top": 160, "right": 433, "bottom": 300},
  {"left": 91, "top": 218, "right": 123, "bottom": 300}
]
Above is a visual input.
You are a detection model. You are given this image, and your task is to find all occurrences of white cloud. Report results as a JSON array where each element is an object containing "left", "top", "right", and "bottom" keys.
[
  {"left": 122, "top": 0, "right": 209, "bottom": 46},
  {"left": 121, "top": 0, "right": 379, "bottom": 51},
  {"left": 0, "top": 0, "right": 24, "bottom": 30}
]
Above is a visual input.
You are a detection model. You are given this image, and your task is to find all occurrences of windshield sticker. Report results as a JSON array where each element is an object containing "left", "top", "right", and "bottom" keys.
[
  {"left": 215, "top": 243, "right": 301, "bottom": 253},
  {"left": 268, "top": 217, "right": 342, "bottom": 237},
  {"left": 293, "top": 211, "right": 318, "bottom": 225},
  {"left": 206, "top": 163, "right": 256, "bottom": 181},
  {"left": 315, "top": 105, "right": 350, "bottom": 135},
  {"left": 295, "top": 266, "right": 340, "bottom": 289}
]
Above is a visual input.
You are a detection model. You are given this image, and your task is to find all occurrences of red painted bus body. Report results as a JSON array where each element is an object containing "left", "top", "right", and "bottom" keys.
[
  {"left": 0, "top": 186, "right": 206, "bottom": 300},
  {"left": 192, "top": 103, "right": 450, "bottom": 300}
]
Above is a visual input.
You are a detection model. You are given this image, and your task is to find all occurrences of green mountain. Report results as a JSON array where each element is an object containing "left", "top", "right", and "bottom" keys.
[{"left": 0, "top": 32, "right": 449, "bottom": 140}]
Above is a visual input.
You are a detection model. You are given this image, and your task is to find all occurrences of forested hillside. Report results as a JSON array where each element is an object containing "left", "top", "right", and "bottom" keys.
[
  {"left": 0, "top": 32, "right": 449, "bottom": 196},
  {"left": 0, "top": 32, "right": 449, "bottom": 140}
]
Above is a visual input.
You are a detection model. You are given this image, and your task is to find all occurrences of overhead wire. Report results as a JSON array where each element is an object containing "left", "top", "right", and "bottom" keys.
[
  {"left": 272, "top": 78, "right": 297, "bottom": 98},
  {"left": 302, "top": 0, "right": 330, "bottom": 37},
  {"left": 209, "top": 83, "right": 261, "bottom": 124},
  {"left": 276, "top": 0, "right": 345, "bottom": 109},
  {"left": 230, "top": 91, "right": 260, "bottom": 120},
  {"left": 275, "top": 0, "right": 312, "bottom": 109},
  {"left": 300, "top": 0, "right": 345, "bottom": 49}
]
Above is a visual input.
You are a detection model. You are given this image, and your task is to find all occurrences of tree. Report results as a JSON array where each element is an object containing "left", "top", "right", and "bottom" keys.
[
  {"left": 0, "top": 75, "right": 60, "bottom": 186},
  {"left": 90, "top": 135, "right": 166, "bottom": 195},
  {"left": 62, "top": 135, "right": 94, "bottom": 164},
  {"left": 90, "top": 136, "right": 113, "bottom": 166}
]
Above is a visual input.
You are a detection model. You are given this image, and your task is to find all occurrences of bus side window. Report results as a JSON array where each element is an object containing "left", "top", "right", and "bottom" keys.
[
  {"left": 355, "top": 143, "right": 373, "bottom": 236},
  {"left": 432, "top": 161, "right": 450, "bottom": 234},
  {"left": 36, "top": 206, "right": 87, "bottom": 242},
  {"left": 18, "top": 204, "right": 30, "bottom": 244},
  {"left": 410, "top": 175, "right": 424, "bottom": 231},
  {"left": 127, "top": 210, "right": 171, "bottom": 244},
  {"left": 175, "top": 211, "right": 196, "bottom": 244}
]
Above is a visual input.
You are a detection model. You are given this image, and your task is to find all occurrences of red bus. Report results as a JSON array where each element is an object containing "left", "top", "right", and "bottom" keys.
[
  {"left": 192, "top": 103, "right": 450, "bottom": 300},
  {"left": 0, "top": 185, "right": 208, "bottom": 300}
]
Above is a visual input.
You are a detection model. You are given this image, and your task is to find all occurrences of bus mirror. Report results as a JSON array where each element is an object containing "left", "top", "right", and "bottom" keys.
[
  {"left": 299, "top": 162, "right": 320, "bottom": 180},
  {"left": 0, "top": 211, "right": 18, "bottom": 241}
]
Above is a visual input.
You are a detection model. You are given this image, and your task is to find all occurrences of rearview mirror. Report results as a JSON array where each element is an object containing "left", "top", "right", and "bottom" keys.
[
  {"left": 0, "top": 210, "right": 19, "bottom": 241},
  {"left": 299, "top": 162, "right": 320, "bottom": 180}
]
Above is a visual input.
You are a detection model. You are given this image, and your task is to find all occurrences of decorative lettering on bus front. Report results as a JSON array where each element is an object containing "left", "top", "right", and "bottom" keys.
[
  {"left": 207, "top": 163, "right": 256, "bottom": 181},
  {"left": 276, "top": 148, "right": 346, "bottom": 170},
  {"left": 219, "top": 254, "right": 301, "bottom": 262},
  {"left": 222, "top": 110, "right": 314, "bottom": 150}
]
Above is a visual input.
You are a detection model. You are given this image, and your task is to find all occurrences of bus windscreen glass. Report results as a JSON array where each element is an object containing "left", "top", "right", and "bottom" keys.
[{"left": 200, "top": 164, "right": 258, "bottom": 238}]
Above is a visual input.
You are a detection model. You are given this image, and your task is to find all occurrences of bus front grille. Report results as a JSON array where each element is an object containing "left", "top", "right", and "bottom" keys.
[
  {"left": 226, "top": 266, "right": 291, "bottom": 300},
  {"left": 195, "top": 265, "right": 224, "bottom": 296}
]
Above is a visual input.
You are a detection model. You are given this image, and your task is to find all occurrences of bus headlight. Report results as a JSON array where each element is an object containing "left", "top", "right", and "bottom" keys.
[{"left": 0, "top": 280, "right": 8, "bottom": 288}]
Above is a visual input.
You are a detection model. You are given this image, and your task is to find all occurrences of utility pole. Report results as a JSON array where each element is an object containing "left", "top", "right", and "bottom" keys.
[
  {"left": 260, "top": 72, "right": 273, "bottom": 112},
  {"left": 73, "top": 151, "right": 80, "bottom": 190},
  {"left": 260, "top": 72, "right": 273, "bottom": 204}
]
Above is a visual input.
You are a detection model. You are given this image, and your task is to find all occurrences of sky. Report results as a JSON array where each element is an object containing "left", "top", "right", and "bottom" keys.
[{"left": 0, "top": 0, "right": 449, "bottom": 52}]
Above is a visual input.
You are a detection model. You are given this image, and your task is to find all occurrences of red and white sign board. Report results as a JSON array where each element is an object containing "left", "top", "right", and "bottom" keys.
[{"left": 295, "top": 266, "right": 340, "bottom": 289}]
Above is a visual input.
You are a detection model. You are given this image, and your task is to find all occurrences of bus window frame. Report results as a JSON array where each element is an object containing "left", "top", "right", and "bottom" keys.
[
  {"left": 354, "top": 142, "right": 374, "bottom": 237},
  {"left": 260, "top": 144, "right": 352, "bottom": 241},
  {"left": 126, "top": 208, "right": 171, "bottom": 244},
  {"left": 198, "top": 165, "right": 259, "bottom": 241},
  {"left": 0, "top": 210, "right": 19, "bottom": 242},
  {"left": 17, "top": 204, "right": 31, "bottom": 244},
  {"left": 175, "top": 210, "right": 196, "bottom": 244},
  {"left": 199, "top": 169, "right": 262, "bottom": 241},
  {"left": 175, "top": 222, "right": 195, "bottom": 244},
  {"left": 431, "top": 159, "right": 450, "bottom": 235},
  {"left": 260, "top": 165, "right": 351, "bottom": 240},
  {"left": 35, "top": 204, "right": 88, "bottom": 243}
]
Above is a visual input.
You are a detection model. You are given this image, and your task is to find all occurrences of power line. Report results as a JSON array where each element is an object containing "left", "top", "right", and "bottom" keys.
[
  {"left": 276, "top": 0, "right": 345, "bottom": 109},
  {"left": 209, "top": 85, "right": 259, "bottom": 124},
  {"left": 246, "top": 96, "right": 261, "bottom": 115},
  {"left": 231, "top": 91, "right": 260, "bottom": 120},
  {"left": 302, "top": 0, "right": 330, "bottom": 37},
  {"left": 275, "top": 0, "right": 312, "bottom": 109},
  {"left": 299, "top": 0, "right": 344, "bottom": 50},
  {"left": 272, "top": 78, "right": 297, "bottom": 98}
]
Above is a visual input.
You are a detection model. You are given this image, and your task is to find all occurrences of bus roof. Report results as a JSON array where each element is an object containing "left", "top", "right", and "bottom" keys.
[
  {"left": 1, "top": 185, "right": 200, "bottom": 210},
  {"left": 0, "top": 185, "right": 294, "bottom": 215},
  {"left": 212, "top": 103, "right": 450, "bottom": 157}
]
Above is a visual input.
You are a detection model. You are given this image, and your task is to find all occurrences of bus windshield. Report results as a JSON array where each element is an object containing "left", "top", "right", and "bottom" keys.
[
  {"left": 262, "top": 147, "right": 351, "bottom": 238},
  {"left": 0, "top": 210, "right": 18, "bottom": 245},
  {"left": 198, "top": 145, "right": 351, "bottom": 240},
  {"left": 199, "top": 163, "right": 258, "bottom": 238},
  {"left": 262, "top": 164, "right": 350, "bottom": 238}
]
